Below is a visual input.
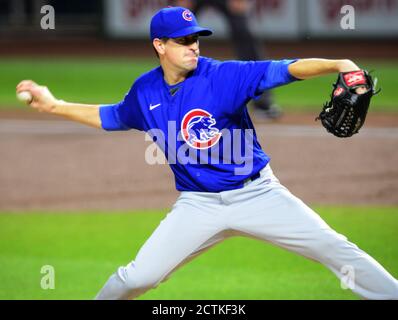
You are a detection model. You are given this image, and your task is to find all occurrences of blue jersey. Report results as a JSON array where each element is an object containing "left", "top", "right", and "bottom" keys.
[{"left": 100, "top": 57, "right": 297, "bottom": 192}]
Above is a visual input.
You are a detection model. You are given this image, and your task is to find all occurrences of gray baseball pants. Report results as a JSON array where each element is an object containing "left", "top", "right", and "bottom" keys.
[{"left": 95, "top": 165, "right": 398, "bottom": 300}]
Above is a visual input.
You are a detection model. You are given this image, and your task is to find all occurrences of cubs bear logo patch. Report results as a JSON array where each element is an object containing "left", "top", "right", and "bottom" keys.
[{"left": 181, "top": 109, "right": 222, "bottom": 149}]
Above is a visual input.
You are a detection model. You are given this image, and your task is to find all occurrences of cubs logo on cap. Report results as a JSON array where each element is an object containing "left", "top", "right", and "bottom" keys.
[
  {"left": 182, "top": 10, "right": 193, "bottom": 21},
  {"left": 181, "top": 109, "right": 221, "bottom": 150},
  {"left": 150, "top": 7, "right": 213, "bottom": 40}
]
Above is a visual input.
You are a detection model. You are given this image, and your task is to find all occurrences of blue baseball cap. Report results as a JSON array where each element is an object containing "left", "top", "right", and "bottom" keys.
[{"left": 150, "top": 7, "right": 213, "bottom": 40}]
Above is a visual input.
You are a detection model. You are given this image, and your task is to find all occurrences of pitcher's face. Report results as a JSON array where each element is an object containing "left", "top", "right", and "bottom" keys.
[{"left": 158, "top": 34, "right": 200, "bottom": 72}]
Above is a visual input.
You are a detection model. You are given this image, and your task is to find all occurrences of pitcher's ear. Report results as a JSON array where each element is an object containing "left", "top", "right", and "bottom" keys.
[{"left": 153, "top": 38, "right": 167, "bottom": 56}]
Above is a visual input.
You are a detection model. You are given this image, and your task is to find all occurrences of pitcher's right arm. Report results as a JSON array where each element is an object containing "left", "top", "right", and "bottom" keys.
[{"left": 16, "top": 80, "right": 102, "bottom": 129}]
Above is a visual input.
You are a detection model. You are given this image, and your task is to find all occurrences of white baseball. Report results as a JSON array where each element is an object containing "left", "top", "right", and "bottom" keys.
[{"left": 16, "top": 91, "right": 33, "bottom": 104}]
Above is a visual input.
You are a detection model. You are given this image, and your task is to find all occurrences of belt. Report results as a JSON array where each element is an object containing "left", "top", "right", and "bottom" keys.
[{"left": 243, "top": 171, "right": 261, "bottom": 187}]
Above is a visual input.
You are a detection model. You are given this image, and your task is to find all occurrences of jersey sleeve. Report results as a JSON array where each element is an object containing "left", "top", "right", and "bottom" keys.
[
  {"left": 213, "top": 59, "right": 298, "bottom": 112},
  {"left": 99, "top": 83, "right": 145, "bottom": 131},
  {"left": 256, "top": 59, "right": 299, "bottom": 94}
]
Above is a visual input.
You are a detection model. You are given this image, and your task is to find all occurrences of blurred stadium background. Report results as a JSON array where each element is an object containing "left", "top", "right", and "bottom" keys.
[
  {"left": 1, "top": 0, "right": 398, "bottom": 58},
  {"left": 0, "top": 0, "right": 397, "bottom": 300}
]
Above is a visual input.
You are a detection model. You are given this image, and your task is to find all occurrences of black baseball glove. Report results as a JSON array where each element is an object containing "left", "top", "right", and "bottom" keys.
[{"left": 316, "top": 70, "right": 378, "bottom": 138}]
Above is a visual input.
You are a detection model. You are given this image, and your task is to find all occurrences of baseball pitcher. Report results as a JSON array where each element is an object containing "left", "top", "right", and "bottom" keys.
[{"left": 16, "top": 7, "right": 397, "bottom": 300}]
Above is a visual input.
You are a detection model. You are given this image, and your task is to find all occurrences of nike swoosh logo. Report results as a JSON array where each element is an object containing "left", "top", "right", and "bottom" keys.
[{"left": 149, "top": 103, "right": 161, "bottom": 111}]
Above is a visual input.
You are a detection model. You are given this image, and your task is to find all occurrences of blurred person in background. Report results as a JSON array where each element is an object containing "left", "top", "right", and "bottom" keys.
[{"left": 173, "top": 0, "right": 282, "bottom": 119}]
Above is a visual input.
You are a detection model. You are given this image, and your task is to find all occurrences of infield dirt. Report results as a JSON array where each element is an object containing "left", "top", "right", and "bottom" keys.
[{"left": 1, "top": 111, "right": 397, "bottom": 211}]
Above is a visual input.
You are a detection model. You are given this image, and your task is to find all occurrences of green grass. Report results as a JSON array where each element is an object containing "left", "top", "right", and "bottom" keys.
[
  {"left": 1, "top": 58, "right": 397, "bottom": 112},
  {"left": 0, "top": 207, "right": 397, "bottom": 300},
  {"left": 0, "top": 58, "right": 156, "bottom": 108}
]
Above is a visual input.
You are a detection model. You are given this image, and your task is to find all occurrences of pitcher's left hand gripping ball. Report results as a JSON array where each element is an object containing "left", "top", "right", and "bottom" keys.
[{"left": 317, "top": 70, "right": 379, "bottom": 138}]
